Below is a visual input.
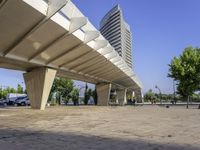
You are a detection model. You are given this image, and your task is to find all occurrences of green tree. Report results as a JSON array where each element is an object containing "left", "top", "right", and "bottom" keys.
[
  {"left": 0, "top": 86, "right": 18, "bottom": 99},
  {"left": 191, "top": 92, "right": 200, "bottom": 102},
  {"left": 88, "top": 89, "right": 92, "bottom": 98},
  {"left": 17, "top": 84, "right": 23, "bottom": 94},
  {"left": 144, "top": 89, "right": 156, "bottom": 103},
  {"left": 0, "top": 88, "right": 3, "bottom": 99},
  {"left": 168, "top": 47, "right": 200, "bottom": 108},
  {"left": 84, "top": 83, "right": 90, "bottom": 105},
  {"left": 92, "top": 88, "right": 98, "bottom": 105},
  {"left": 71, "top": 88, "right": 79, "bottom": 105},
  {"left": 49, "top": 77, "right": 74, "bottom": 104},
  {"left": 1, "top": 87, "right": 17, "bottom": 99},
  {"left": 0, "top": 88, "right": 9, "bottom": 99},
  {"left": 10, "top": 88, "right": 16, "bottom": 93},
  {"left": 2, "top": 90, "right": 8, "bottom": 99}
]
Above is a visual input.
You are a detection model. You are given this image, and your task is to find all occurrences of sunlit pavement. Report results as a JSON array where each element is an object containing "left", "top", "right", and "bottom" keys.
[{"left": 0, "top": 105, "right": 200, "bottom": 150}]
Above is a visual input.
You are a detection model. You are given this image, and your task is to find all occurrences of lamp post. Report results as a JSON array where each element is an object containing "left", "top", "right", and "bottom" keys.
[
  {"left": 155, "top": 85, "right": 162, "bottom": 104},
  {"left": 173, "top": 80, "right": 176, "bottom": 104}
]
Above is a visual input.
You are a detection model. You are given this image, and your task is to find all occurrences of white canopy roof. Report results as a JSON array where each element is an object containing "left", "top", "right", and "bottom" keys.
[{"left": 0, "top": 0, "right": 142, "bottom": 90}]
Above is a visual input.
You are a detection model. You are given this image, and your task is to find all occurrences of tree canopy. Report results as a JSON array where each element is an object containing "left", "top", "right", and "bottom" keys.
[
  {"left": 49, "top": 77, "right": 74, "bottom": 103},
  {"left": 0, "top": 85, "right": 24, "bottom": 99},
  {"left": 143, "top": 89, "right": 157, "bottom": 102},
  {"left": 84, "top": 83, "right": 90, "bottom": 105},
  {"left": 17, "top": 84, "right": 23, "bottom": 94},
  {"left": 168, "top": 47, "right": 200, "bottom": 98},
  {"left": 71, "top": 88, "right": 79, "bottom": 105}
]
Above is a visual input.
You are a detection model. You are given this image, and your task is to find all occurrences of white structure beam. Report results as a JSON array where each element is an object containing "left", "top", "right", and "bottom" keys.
[
  {"left": 84, "top": 31, "right": 100, "bottom": 43},
  {"left": 68, "top": 55, "right": 101, "bottom": 70},
  {"left": 94, "top": 40, "right": 108, "bottom": 50},
  {"left": 77, "top": 58, "right": 106, "bottom": 73},
  {"left": 47, "top": 0, "right": 69, "bottom": 18},
  {"left": 59, "top": 31, "right": 100, "bottom": 67},
  {"left": 68, "top": 39, "right": 108, "bottom": 70},
  {"left": 3, "top": 0, "right": 69, "bottom": 57},
  {"left": 69, "top": 17, "right": 88, "bottom": 33},
  {"left": 28, "top": 16, "right": 87, "bottom": 61},
  {"left": 96, "top": 68, "right": 121, "bottom": 78}
]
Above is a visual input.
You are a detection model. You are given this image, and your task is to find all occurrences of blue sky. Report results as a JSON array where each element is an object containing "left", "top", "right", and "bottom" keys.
[
  {"left": 0, "top": 0, "right": 200, "bottom": 94},
  {"left": 73, "top": 0, "right": 200, "bottom": 93}
]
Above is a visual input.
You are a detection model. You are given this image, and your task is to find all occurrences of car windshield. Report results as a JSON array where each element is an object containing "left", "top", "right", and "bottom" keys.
[{"left": 17, "top": 97, "right": 26, "bottom": 100}]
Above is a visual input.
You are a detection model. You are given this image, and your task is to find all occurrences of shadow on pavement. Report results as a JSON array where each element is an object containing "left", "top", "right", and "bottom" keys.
[{"left": 0, "top": 129, "right": 199, "bottom": 150}]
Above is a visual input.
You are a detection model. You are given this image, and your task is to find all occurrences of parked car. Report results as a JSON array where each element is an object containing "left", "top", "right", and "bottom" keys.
[
  {"left": 0, "top": 99, "right": 7, "bottom": 106},
  {"left": 6, "top": 93, "right": 27, "bottom": 105},
  {"left": 15, "top": 97, "right": 30, "bottom": 106}
]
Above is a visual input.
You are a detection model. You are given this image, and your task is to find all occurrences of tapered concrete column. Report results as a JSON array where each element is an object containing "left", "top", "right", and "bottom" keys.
[
  {"left": 96, "top": 83, "right": 111, "bottom": 106},
  {"left": 135, "top": 89, "right": 143, "bottom": 103},
  {"left": 117, "top": 89, "right": 127, "bottom": 106},
  {"left": 23, "top": 67, "right": 57, "bottom": 110},
  {"left": 131, "top": 91, "right": 134, "bottom": 101}
]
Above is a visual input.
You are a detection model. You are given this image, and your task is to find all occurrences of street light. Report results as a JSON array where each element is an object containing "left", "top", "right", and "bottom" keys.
[{"left": 155, "top": 85, "right": 162, "bottom": 104}]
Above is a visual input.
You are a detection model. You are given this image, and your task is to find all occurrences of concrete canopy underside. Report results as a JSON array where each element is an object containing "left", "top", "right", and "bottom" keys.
[{"left": 0, "top": 0, "right": 142, "bottom": 92}]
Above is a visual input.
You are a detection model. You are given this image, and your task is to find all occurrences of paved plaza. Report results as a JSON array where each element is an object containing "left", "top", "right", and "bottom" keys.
[{"left": 0, "top": 105, "right": 200, "bottom": 150}]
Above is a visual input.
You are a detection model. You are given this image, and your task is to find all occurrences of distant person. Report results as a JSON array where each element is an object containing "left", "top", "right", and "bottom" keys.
[
  {"left": 127, "top": 99, "right": 131, "bottom": 105},
  {"left": 171, "top": 100, "right": 174, "bottom": 105},
  {"left": 133, "top": 99, "right": 136, "bottom": 105}
]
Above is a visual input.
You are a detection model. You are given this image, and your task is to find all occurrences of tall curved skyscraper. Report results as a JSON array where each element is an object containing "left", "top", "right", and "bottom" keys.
[{"left": 100, "top": 5, "right": 133, "bottom": 69}]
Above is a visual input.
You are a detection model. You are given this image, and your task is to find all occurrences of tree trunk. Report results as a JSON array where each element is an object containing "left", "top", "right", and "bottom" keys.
[{"left": 186, "top": 96, "right": 189, "bottom": 109}]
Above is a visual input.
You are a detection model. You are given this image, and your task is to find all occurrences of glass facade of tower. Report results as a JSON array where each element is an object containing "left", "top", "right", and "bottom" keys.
[{"left": 100, "top": 5, "right": 133, "bottom": 69}]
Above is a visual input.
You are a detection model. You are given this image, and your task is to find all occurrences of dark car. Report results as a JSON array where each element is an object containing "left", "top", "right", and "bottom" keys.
[
  {"left": 15, "top": 97, "right": 30, "bottom": 106},
  {"left": 0, "top": 99, "right": 8, "bottom": 106},
  {"left": 7, "top": 96, "right": 26, "bottom": 106}
]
